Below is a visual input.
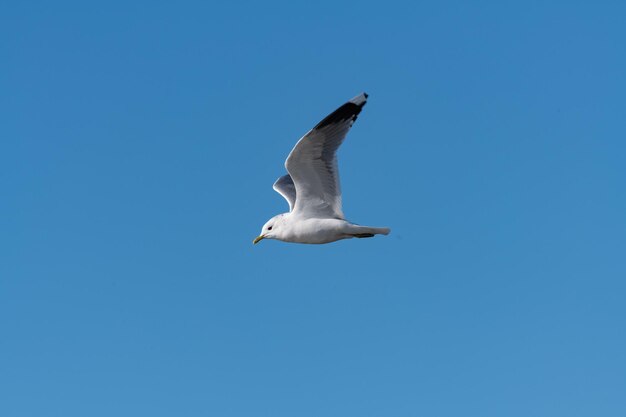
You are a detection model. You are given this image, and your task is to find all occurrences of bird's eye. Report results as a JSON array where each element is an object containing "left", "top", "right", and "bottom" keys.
[{"left": 268, "top": 226, "right": 273, "bottom": 230}]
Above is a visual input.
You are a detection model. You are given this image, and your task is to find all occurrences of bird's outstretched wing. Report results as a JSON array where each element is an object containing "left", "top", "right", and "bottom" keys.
[
  {"left": 284, "top": 93, "right": 368, "bottom": 219},
  {"left": 273, "top": 174, "right": 296, "bottom": 211}
]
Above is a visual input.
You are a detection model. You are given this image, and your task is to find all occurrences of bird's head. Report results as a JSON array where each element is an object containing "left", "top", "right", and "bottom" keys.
[{"left": 253, "top": 214, "right": 285, "bottom": 244}]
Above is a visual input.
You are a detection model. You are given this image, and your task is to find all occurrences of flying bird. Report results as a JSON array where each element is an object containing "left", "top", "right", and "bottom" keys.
[{"left": 253, "top": 93, "right": 390, "bottom": 245}]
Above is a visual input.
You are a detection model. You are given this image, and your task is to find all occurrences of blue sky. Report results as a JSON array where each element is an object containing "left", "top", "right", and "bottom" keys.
[{"left": 2, "top": 1, "right": 625, "bottom": 416}]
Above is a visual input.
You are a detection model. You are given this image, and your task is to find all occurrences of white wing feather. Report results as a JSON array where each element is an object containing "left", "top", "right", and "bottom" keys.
[
  {"left": 273, "top": 174, "right": 296, "bottom": 211},
  {"left": 284, "top": 93, "right": 368, "bottom": 219}
]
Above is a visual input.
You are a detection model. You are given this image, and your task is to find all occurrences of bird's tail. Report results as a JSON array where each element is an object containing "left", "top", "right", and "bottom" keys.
[{"left": 350, "top": 226, "right": 391, "bottom": 238}]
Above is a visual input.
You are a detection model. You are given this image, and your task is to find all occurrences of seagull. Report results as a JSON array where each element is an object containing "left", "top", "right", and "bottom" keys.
[{"left": 253, "top": 93, "right": 390, "bottom": 245}]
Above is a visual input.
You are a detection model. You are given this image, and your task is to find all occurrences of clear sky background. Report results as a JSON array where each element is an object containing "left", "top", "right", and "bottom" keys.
[{"left": 2, "top": 1, "right": 625, "bottom": 416}]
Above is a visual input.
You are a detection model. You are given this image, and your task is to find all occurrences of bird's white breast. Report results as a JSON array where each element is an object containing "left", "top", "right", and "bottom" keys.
[{"left": 281, "top": 217, "right": 352, "bottom": 244}]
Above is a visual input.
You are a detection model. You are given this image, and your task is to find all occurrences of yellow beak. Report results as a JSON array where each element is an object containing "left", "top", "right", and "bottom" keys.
[{"left": 253, "top": 235, "right": 265, "bottom": 245}]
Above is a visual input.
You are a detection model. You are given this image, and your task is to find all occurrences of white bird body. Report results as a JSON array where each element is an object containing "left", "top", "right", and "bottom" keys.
[
  {"left": 263, "top": 214, "right": 390, "bottom": 244},
  {"left": 254, "top": 93, "right": 390, "bottom": 245}
]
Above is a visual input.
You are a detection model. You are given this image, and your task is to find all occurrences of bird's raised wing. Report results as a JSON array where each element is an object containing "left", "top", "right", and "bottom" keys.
[
  {"left": 285, "top": 93, "right": 367, "bottom": 219},
  {"left": 273, "top": 174, "right": 296, "bottom": 211}
]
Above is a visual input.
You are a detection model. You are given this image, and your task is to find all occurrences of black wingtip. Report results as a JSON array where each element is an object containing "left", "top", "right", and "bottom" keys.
[
  {"left": 349, "top": 93, "right": 368, "bottom": 107},
  {"left": 313, "top": 93, "right": 369, "bottom": 130}
]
